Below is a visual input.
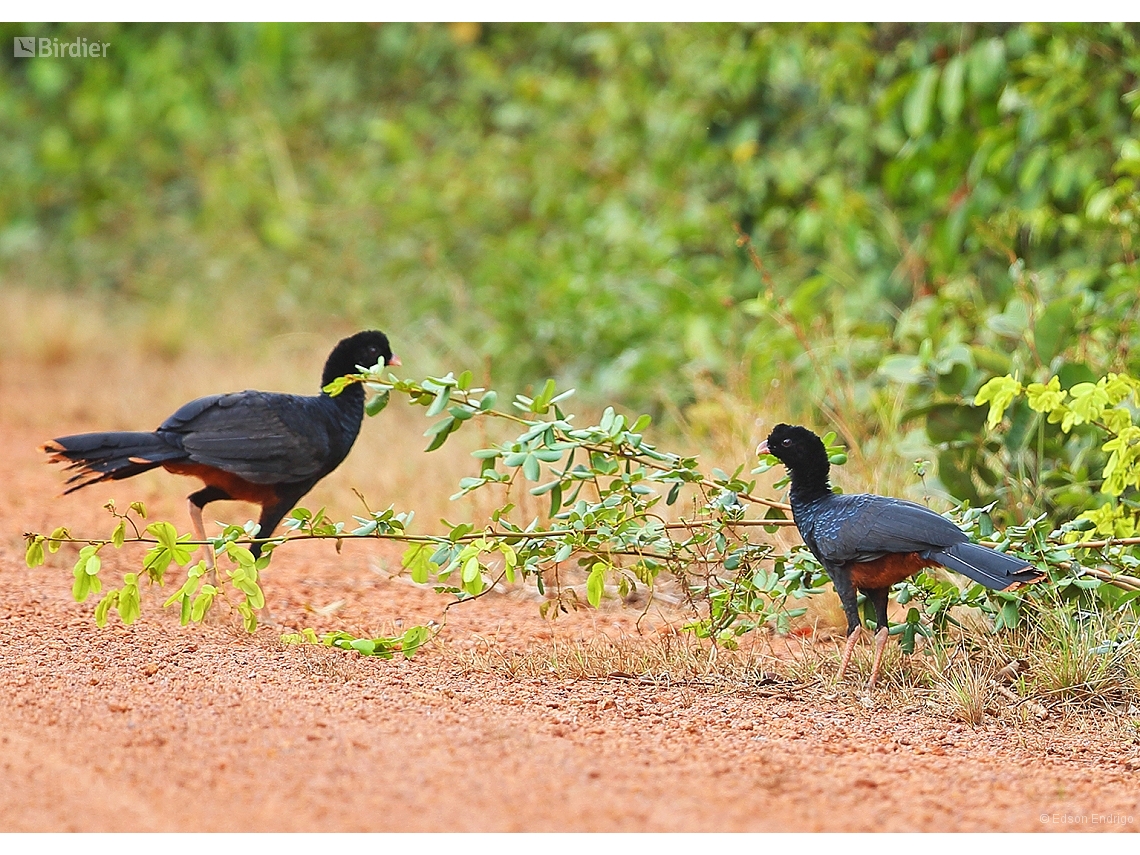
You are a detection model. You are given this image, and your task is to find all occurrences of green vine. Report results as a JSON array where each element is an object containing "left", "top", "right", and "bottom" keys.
[{"left": 25, "top": 367, "right": 1140, "bottom": 658}]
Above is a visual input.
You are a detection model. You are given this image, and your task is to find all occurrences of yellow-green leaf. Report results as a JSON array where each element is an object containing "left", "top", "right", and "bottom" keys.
[
  {"left": 973, "top": 375, "right": 1022, "bottom": 429},
  {"left": 586, "top": 563, "right": 606, "bottom": 608},
  {"left": 461, "top": 555, "right": 481, "bottom": 583},
  {"left": 25, "top": 537, "right": 44, "bottom": 568},
  {"left": 1025, "top": 376, "right": 1064, "bottom": 414},
  {"left": 1067, "top": 382, "right": 1110, "bottom": 429}
]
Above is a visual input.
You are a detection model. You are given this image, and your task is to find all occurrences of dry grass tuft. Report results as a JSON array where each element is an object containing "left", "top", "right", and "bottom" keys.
[
  {"left": 930, "top": 657, "right": 993, "bottom": 725},
  {"left": 1015, "top": 604, "right": 1140, "bottom": 711},
  {"left": 449, "top": 632, "right": 784, "bottom": 688}
]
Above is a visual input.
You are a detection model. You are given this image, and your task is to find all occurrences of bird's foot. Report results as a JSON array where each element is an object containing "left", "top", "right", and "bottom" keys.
[
  {"left": 867, "top": 626, "right": 890, "bottom": 691},
  {"left": 200, "top": 599, "right": 228, "bottom": 626},
  {"left": 254, "top": 605, "right": 278, "bottom": 629},
  {"left": 188, "top": 499, "right": 218, "bottom": 586},
  {"left": 836, "top": 627, "right": 867, "bottom": 684}
]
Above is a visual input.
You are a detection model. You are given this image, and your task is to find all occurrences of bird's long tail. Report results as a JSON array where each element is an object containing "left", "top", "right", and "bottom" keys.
[
  {"left": 924, "top": 542, "right": 1043, "bottom": 590},
  {"left": 41, "top": 432, "right": 185, "bottom": 494}
]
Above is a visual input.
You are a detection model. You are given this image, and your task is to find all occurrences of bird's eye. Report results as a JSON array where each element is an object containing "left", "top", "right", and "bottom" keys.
[{"left": 781, "top": 438, "right": 793, "bottom": 447}]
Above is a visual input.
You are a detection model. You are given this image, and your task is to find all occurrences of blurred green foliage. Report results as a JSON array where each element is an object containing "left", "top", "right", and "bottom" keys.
[{"left": 3, "top": 22, "right": 1140, "bottom": 517}]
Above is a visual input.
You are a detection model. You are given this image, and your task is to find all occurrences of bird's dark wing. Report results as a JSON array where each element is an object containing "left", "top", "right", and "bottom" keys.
[
  {"left": 157, "top": 391, "right": 333, "bottom": 485},
  {"left": 810, "top": 493, "right": 968, "bottom": 565}
]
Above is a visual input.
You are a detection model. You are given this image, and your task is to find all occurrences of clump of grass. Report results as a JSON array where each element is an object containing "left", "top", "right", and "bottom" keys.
[
  {"left": 439, "top": 596, "right": 1138, "bottom": 723},
  {"left": 1016, "top": 602, "right": 1140, "bottom": 710},
  {"left": 451, "top": 632, "right": 782, "bottom": 688},
  {"left": 929, "top": 655, "right": 993, "bottom": 725}
]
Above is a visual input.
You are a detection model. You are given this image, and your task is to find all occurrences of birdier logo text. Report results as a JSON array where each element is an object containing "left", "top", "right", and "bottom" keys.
[{"left": 14, "top": 36, "right": 110, "bottom": 58}]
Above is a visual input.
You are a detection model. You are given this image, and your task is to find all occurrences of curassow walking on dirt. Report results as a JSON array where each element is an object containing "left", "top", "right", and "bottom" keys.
[
  {"left": 42, "top": 330, "right": 399, "bottom": 574},
  {"left": 758, "top": 423, "right": 1041, "bottom": 689}
]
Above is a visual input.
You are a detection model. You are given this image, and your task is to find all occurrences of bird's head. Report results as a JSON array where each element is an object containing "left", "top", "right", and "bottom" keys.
[
  {"left": 323, "top": 330, "right": 400, "bottom": 387},
  {"left": 757, "top": 423, "right": 828, "bottom": 474}
]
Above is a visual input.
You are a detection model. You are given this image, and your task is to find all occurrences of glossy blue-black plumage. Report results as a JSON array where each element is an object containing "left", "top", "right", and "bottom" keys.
[
  {"left": 43, "top": 331, "right": 394, "bottom": 552},
  {"left": 763, "top": 423, "right": 1041, "bottom": 637}
]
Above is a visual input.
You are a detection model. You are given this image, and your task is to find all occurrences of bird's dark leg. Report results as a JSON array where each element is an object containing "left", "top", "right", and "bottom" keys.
[
  {"left": 866, "top": 587, "right": 891, "bottom": 690},
  {"left": 831, "top": 566, "right": 864, "bottom": 684},
  {"left": 188, "top": 486, "right": 230, "bottom": 587},
  {"left": 252, "top": 493, "right": 302, "bottom": 559},
  {"left": 246, "top": 493, "right": 303, "bottom": 627}
]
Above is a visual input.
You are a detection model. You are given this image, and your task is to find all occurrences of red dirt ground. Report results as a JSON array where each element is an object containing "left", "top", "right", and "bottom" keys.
[{"left": 2, "top": 352, "right": 1139, "bottom": 832}]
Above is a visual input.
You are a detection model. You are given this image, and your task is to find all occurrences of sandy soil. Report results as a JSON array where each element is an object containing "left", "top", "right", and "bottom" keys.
[{"left": 2, "top": 353, "right": 1139, "bottom": 832}]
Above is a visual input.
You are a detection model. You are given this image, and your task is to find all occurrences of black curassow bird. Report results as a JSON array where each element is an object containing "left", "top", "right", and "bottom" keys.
[
  {"left": 42, "top": 331, "right": 399, "bottom": 574},
  {"left": 758, "top": 424, "right": 1042, "bottom": 689}
]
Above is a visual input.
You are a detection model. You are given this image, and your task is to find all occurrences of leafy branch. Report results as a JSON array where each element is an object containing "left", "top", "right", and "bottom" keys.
[{"left": 26, "top": 369, "right": 1140, "bottom": 657}]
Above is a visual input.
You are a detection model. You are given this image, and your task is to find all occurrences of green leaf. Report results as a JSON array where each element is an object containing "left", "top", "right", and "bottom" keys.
[
  {"left": 118, "top": 575, "right": 141, "bottom": 625},
  {"left": 586, "top": 563, "right": 606, "bottom": 608},
  {"left": 530, "top": 479, "right": 561, "bottom": 496},
  {"left": 427, "top": 388, "right": 450, "bottom": 417},
  {"left": 402, "top": 543, "right": 439, "bottom": 584},
  {"left": 190, "top": 586, "right": 217, "bottom": 622},
  {"left": 25, "top": 537, "right": 44, "bottom": 568},
  {"left": 903, "top": 66, "right": 939, "bottom": 137},
  {"left": 401, "top": 625, "right": 430, "bottom": 658},
  {"left": 1067, "top": 382, "right": 1110, "bottom": 429},
  {"left": 1034, "top": 299, "right": 1077, "bottom": 364},
  {"left": 238, "top": 602, "right": 258, "bottom": 633},
  {"left": 95, "top": 591, "right": 118, "bottom": 627},
  {"left": 322, "top": 376, "right": 354, "bottom": 397},
  {"left": 1086, "top": 187, "right": 1115, "bottom": 222},
  {"left": 878, "top": 354, "right": 924, "bottom": 384},
  {"left": 448, "top": 404, "right": 476, "bottom": 421},
  {"left": 145, "top": 521, "right": 194, "bottom": 566},
  {"left": 111, "top": 520, "right": 126, "bottom": 549},
  {"left": 424, "top": 418, "right": 457, "bottom": 452},
  {"left": 1025, "top": 376, "right": 1064, "bottom": 414},
  {"left": 938, "top": 54, "right": 965, "bottom": 123},
  {"left": 522, "top": 454, "right": 541, "bottom": 482},
  {"left": 224, "top": 542, "right": 257, "bottom": 569},
  {"left": 532, "top": 378, "right": 557, "bottom": 413},
  {"left": 47, "top": 527, "right": 69, "bottom": 553},
  {"left": 762, "top": 505, "right": 787, "bottom": 534},
  {"left": 968, "top": 37, "right": 1005, "bottom": 97},
  {"left": 997, "top": 598, "right": 1020, "bottom": 630},
  {"left": 600, "top": 406, "right": 615, "bottom": 433},
  {"left": 350, "top": 638, "right": 377, "bottom": 655},
  {"left": 463, "top": 571, "right": 485, "bottom": 596},
  {"left": 973, "top": 375, "right": 1022, "bottom": 430},
  {"left": 461, "top": 555, "right": 481, "bottom": 584},
  {"left": 424, "top": 415, "right": 456, "bottom": 437},
  {"left": 72, "top": 572, "right": 89, "bottom": 602},
  {"left": 548, "top": 481, "right": 563, "bottom": 518},
  {"left": 365, "top": 390, "right": 390, "bottom": 416}
]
